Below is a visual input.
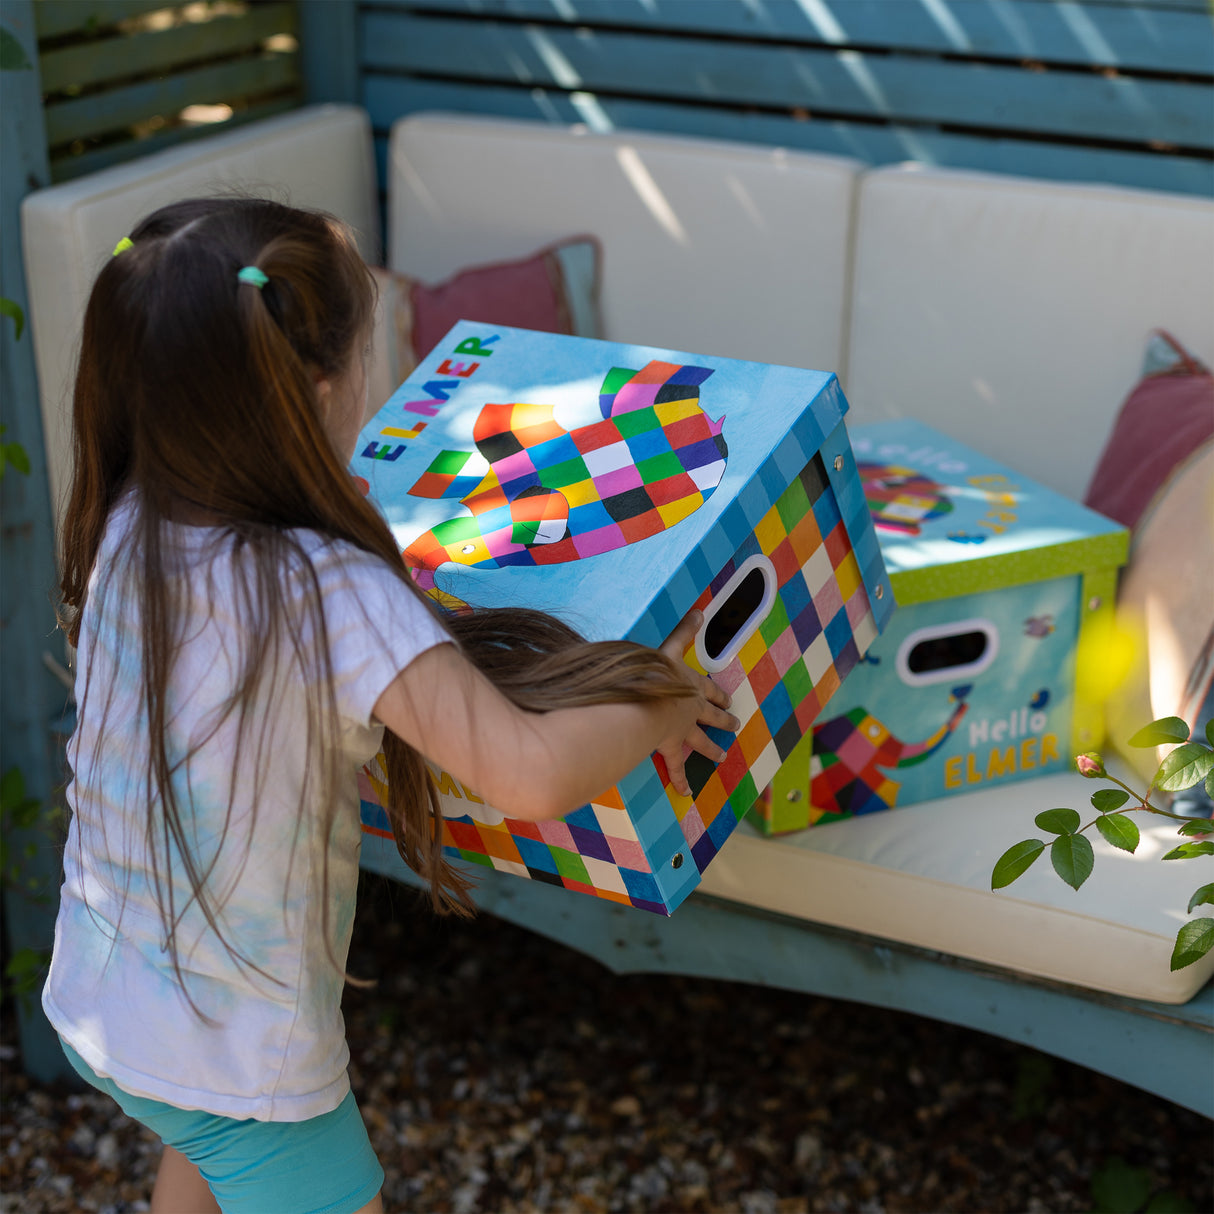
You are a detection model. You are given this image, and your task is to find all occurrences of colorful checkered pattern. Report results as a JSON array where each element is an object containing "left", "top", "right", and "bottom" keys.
[
  {"left": 859, "top": 462, "right": 954, "bottom": 536},
  {"left": 359, "top": 447, "right": 884, "bottom": 914},
  {"left": 402, "top": 361, "right": 727, "bottom": 599},
  {"left": 671, "top": 453, "right": 878, "bottom": 869},
  {"left": 359, "top": 756, "right": 679, "bottom": 914}
]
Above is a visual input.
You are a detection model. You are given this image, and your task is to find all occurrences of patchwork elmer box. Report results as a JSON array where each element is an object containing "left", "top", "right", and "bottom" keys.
[
  {"left": 353, "top": 321, "right": 893, "bottom": 913},
  {"left": 758, "top": 419, "right": 1129, "bottom": 834}
]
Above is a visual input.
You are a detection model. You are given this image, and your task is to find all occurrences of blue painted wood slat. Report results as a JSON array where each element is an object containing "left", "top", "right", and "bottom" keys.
[
  {"left": 49, "top": 97, "right": 299, "bottom": 181},
  {"left": 38, "top": 2, "right": 297, "bottom": 94},
  {"left": 361, "top": 11, "right": 1214, "bottom": 150},
  {"left": 299, "top": 0, "right": 360, "bottom": 105},
  {"left": 364, "top": 76, "right": 1214, "bottom": 197},
  {"left": 373, "top": 0, "right": 1214, "bottom": 76},
  {"left": 44, "top": 51, "right": 298, "bottom": 144},
  {"left": 32, "top": 0, "right": 169, "bottom": 39},
  {"left": 0, "top": 0, "right": 75, "bottom": 1084}
]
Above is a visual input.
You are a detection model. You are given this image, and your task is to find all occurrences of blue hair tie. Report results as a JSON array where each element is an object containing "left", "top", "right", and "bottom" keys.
[{"left": 237, "top": 266, "right": 268, "bottom": 289}]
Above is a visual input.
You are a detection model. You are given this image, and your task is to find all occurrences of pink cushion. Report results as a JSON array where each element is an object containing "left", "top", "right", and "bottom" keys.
[
  {"left": 1084, "top": 331, "right": 1214, "bottom": 529},
  {"left": 366, "top": 237, "right": 601, "bottom": 418},
  {"left": 1091, "top": 331, "right": 1214, "bottom": 784}
]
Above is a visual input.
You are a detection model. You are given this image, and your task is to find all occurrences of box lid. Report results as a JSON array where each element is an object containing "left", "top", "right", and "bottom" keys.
[
  {"left": 850, "top": 419, "right": 1128, "bottom": 605},
  {"left": 354, "top": 322, "right": 891, "bottom": 645}
]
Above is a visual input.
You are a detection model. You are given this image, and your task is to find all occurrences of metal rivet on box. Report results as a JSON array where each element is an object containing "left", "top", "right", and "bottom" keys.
[
  {"left": 786, "top": 789, "right": 803, "bottom": 802},
  {"left": 875, "top": 584, "right": 885, "bottom": 599},
  {"left": 1088, "top": 596, "right": 1102, "bottom": 611},
  {"left": 671, "top": 853, "right": 684, "bottom": 869},
  {"left": 834, "top": 455, "right": 845, "bottom": 472}
]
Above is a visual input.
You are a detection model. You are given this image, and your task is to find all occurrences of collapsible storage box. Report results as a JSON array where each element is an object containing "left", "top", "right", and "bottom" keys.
[
  {"left": 758, "top": 419, "right": 1129, "bottom": 834},
  {"left": 353, "top": 322, "right": 893, "bottom": 913}
]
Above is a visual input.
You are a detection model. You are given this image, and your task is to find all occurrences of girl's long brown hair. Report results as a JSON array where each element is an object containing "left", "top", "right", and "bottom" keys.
[{"left": 59, "top": 198, "right": 693, "bottom": 999}]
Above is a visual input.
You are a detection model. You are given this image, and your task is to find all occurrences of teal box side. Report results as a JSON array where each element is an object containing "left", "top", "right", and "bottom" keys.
[{"left": 789, "top": 575, "right": 1081, "bottom": 815}]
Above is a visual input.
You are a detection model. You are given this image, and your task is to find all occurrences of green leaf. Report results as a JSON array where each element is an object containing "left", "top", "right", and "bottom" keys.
[
  {"left": 1096, "top": 814, "right": 1140, "bottom": 853},
  {"left": 1091, "top": 1156, "right": 1152, "bottom": 1214},
  {"left": 2, "top": 441, "right": 30, "bottom": 476},
  {"left": 991, "top": 839, "right": 1045, "bottom": 889},
  {"left": 1206, "top": 719, "right": 1214, "bottom": 749},
  {"left": 1187, "top": 884, "right": 1214, "bottom": 913},
  {"left": 1035, "top": 807, "right": 1081, "bottom": 835},
  {"left": 1129, "top": 717, "right": 1191, "bottom": 747},
  {"left": 1092, "top": 788, "right": 1130, "bottom": 813},
  {"left": 1170, "top": 918, "right": 1214, "bottom": 971},
  {"left": 11, "top": 798, "right": 40, "bottom": 829},
  {"left": 0, "top": 766, "right": 24, "bottom": 809},
  {"left": 1161, "top": 841, "right": 1214, "bottom": 861},
  {"left": 1051, "top": 833, "right": 1094, "bottom": 890},
  {"left": 3, "top": 947, "right": 47, "bottom": 995},
  {"left": 1154, "top": 743, "right": 1214, "bottom": 793},
  {"left": 0, "top": 27, "right": 32, "bottom": 72},
  {"left": 1206, "top": 767, "right": 1214, "bottom": 800},
  {"left": 1177, "top": 819, "right": 1214, "bottom": 837},
  {"left": 0, "top": 296, "right": 23, "bottom": 341}
]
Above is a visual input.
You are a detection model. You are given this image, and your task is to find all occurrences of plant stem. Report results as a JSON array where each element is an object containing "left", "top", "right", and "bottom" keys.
[{"left": 1091, "top": 776, "right": 1194, "bottom": 826}]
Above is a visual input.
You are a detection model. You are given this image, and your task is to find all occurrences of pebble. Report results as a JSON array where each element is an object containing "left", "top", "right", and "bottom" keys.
[{"left": 2, "top": 873, "right": 1212, "bottom": 1212}]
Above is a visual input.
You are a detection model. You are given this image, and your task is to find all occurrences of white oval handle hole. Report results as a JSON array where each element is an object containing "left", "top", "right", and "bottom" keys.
[
  {"left": 695, "top": 554, "right": 778, "bottom": 673},
  {"left": 895, "top": 617, "right": 999, "bottom": 687}
]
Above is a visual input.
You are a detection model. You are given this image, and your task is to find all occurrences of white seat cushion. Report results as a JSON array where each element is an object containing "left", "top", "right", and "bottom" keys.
[
  {"left": 387, "top": 113, "right": 861, "bottom": 375},
  {"left": 700, "top": 767, "right": 1214, "bottom": 1003},
  {"left": 21, "top": 104, "right": 379, "bottom": 527},
  {"left": 844, "top": 165, "right": 1214, "bottom": 498}
]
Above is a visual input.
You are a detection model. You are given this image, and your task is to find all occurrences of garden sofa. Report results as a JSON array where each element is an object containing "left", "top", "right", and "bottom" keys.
[{"left": 21, "top": 104, "right": 1214, "bottom": 1113}]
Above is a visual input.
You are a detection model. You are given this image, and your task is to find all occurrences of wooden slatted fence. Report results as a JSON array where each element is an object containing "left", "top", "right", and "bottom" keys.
[
  {"left": 357, "top": 0, "right": 1214, "bottom": 197},
  {"left": 35, "top": 0, "right": 301, "bottom": 182}
]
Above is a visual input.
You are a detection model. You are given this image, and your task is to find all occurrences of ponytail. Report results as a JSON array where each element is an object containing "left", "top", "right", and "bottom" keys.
[{"left": 62, "top": 197, "right": 693, "bottom": 985}]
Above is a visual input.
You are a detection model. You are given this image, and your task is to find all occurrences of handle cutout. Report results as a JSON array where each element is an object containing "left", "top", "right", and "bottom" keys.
[
  {"left": 895, "top": 618, "right": 998, "bottom": 687},
  {"left": 695, "top": 554, "right": 777, "bottom": 673}
]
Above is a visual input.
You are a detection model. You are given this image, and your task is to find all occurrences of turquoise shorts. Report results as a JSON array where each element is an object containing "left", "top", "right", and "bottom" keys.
[{"left": 60, "top": 1039, "right": 383, "bottom": 1214}]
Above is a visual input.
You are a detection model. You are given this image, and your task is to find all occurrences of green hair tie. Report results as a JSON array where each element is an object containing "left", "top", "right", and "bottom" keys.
[
  {"left": 237, "top": 266, "right": 268, "bottom": 289},
  {"left": 112, "top": 236, "right": 133, "bottom": 256}
]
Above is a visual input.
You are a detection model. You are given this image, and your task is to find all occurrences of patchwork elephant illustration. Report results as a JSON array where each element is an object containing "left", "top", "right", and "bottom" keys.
[
  {"left": 808, "top": 686, "right": 971, "bottom": 819},
  {"left": 859, "top": 462, "right": 954, "bottom": 536},
  {"left": 402, "top": 360, "right": 727, "bottom": 608}
]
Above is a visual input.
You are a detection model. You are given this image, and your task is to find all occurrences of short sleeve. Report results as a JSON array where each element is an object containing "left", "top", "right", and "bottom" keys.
[{"left": 312, "top": 541, "right": 453, "bottom": 729}]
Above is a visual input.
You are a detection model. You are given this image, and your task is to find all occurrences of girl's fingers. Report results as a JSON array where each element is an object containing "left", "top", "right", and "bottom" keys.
[
  {"left": 700, "top": 701, "right": 741, "bottom": 733},
  {"left": 685, "top": 725, "right": 727, "bottom": 764},
  {"left": 704, "top": 679, "right": 732, "bottom": 710},
  {"left": 660, "top": 609, "right": 703, "bottom": 661},
  {"left": 658, "top": 742, "right": 692, "bottom": 798}
]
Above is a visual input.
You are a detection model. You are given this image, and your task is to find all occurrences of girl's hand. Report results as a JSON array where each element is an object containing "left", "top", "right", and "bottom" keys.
[{"left": 655, "top": 611, "right": 741, "bottom": 798}]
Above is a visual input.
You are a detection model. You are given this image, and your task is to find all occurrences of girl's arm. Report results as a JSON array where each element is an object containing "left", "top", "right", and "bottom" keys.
[{"left": 373, "top": 612, "right": 737, "bottom": 821}]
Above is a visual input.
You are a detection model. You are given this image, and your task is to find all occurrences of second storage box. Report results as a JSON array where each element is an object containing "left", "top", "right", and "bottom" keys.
[{"left": 758, "top": 419, "right": 1128, "bottom": 834}]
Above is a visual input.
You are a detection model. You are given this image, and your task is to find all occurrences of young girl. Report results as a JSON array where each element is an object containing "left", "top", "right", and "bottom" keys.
[{"left": 44, "top": 197, "right": 736, "bottom": 1214}]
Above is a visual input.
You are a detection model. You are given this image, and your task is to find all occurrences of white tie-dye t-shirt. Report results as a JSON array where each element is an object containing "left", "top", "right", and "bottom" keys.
[{"left": 43, "top": 498, "right": 450, "bottom": 1122}]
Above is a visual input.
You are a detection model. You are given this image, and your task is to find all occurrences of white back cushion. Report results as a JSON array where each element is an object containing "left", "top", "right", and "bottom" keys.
[
  {"left": 21, "top": 104, "right": 379, "bottom": 526},
  {"left": 845, "top": 166, "right": 1214, "bottom": 498},
  {"left": 387, "top": 113, "right": 860, "bottom": 373}
]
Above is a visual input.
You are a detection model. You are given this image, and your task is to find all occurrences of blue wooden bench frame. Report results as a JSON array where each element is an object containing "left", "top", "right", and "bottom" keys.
[{"left": 361, "top": 839, "right": 1214, "bottom": 1118}]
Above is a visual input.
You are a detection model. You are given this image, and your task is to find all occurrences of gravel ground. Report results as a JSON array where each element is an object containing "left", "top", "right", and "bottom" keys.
[{"left": 3, "top": 872, "right": 1211, "bottom": 1213}]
